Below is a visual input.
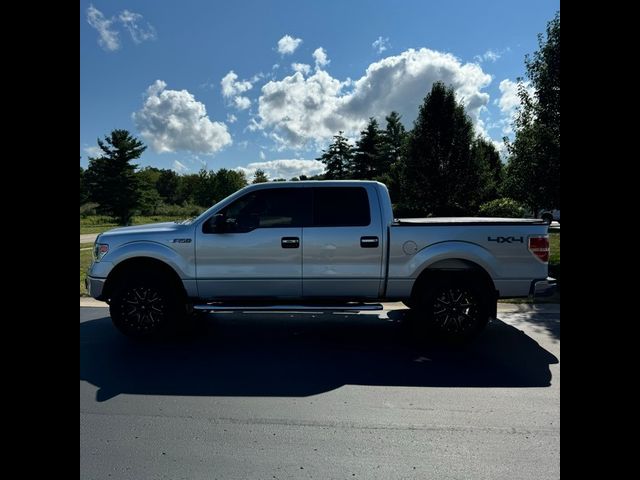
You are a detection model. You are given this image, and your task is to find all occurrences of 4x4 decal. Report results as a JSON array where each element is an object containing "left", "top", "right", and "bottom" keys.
[{"left": 488, "top": 236, "right": 524, "bottom": 243}]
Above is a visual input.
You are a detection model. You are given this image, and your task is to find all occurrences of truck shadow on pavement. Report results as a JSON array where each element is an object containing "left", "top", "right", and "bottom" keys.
[{"left": 80, "top": 308, "right": 558, "bottom": 402}]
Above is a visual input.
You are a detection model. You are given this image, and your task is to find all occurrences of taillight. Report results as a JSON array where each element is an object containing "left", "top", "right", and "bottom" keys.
[{"left": 528, "top": 235, "right": 549, "bottom": 263}]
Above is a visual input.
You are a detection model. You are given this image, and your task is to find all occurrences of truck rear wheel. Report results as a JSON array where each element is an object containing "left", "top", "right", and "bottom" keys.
[
  {"left": 414, "top": 273, "right": 490, "bottom": 340},
  {"left": 110, "top": 274, "right": 185, "bottom": 339}
]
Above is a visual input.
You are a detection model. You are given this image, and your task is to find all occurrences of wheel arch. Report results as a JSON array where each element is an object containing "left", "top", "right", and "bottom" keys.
[
  {"left": 409, "top": 258, "right": 497, "bottom": 318},
  {"left": 103, "top": 257, "right": 187, "bottom": 302}
]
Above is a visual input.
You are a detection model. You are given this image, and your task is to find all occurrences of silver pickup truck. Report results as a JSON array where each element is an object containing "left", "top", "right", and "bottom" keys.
[{"left": 86, "top": 181, "right": 555, "bottom": 340}]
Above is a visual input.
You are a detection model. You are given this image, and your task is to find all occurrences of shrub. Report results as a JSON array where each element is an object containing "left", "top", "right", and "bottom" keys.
[
  {"left": 80, "top": 203, "right": 100, "bottom": 217},
  {"left": 478, "top": 198, "right": 526, "bottom": 218}
]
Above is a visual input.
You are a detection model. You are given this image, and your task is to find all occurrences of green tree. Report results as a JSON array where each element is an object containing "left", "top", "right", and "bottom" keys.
[
  {"left": 317, "top": 131, "right": 353, "bottom": 179},
  {"left": 193, "top": 169, "right": 217, "bottom": 207},
  {"left": 176, "top": 173, "right": 200, "bottom": 205},
  {"left": 377, "top": 111, "right": 408, "bottom": 203},
  {"left": 85, "top": 129, "right": 146, "bottom": 224},
  {"left": 252, "top": 169, "right": 269, "bottom": 183},
  {"left": 352, "top": 118, "right": 383, "bottom": 179},
  {"left": 399, "top": 82, "right": 478, "bottom": 216},
  {"left": 80, "top": 165, "right": 89, "bottom": 205},
  {"left": 504, "top": 12, "right": 560, "bottom": 215},
  {"left": 380, "top": 111, "right": 407, "bottom": 171},
  {"left": 214, "top": 169, "right": 248, "bottom": 201},
  {"left": 471, "top": 137, "right": 503, "bottom": 206},
  {"left": 156, "top": 169, "right": 180, "bottom": 204},
  {"left": 136, "top": 167, "right": 163, "bottom": 215}
]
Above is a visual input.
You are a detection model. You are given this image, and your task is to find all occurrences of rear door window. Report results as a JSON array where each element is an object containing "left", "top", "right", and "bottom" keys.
[{"left": 312, "top": 187, "right": 371, "bottom": 227}]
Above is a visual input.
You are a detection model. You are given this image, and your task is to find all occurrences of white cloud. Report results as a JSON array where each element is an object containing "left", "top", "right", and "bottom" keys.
[
  {"left": 86, "top": 5, "right": 120, "bottom": 51},
  {"left": 495, "top": 78, "right": 534, "bottom": 135},
  {"left": 256, "top": 70, "right": 348, "bottom": 148},
  {"left": 227, "top": 113, "right": 238, "bottom": 123},
  {"left": 277, "top": 35, "right": 302, "bottom": 55},
  {"left": 259, "top": 150, "right": 266, "bottom": 160},
  {"left": 132, "top": 80, "right": 232, "bottom": 155},
  {"left": 220, "top": 71, "right": 254, "bottom": 110},
  {"left": 236, "top": 159, "right": 324, "bottom": 180},
  {"left": 118, "top": 9, "right": 157, "bottom": 44},
  {"left": 474, "top": 47, "right": 510, "bottom": 63},
  {"left": 255, "top": 48, "right": 492, "bottom": 149},
  {"left": 83, "top": 146, "right": 102, "bottom": 158},
  {"left": 233, "top": 96, "right": 251, "bottom": 110},
  {"left": 372, "top": 36, "right": 389, "bottom": 54},
  {"left": 172, "top": 160, "right": 189, "bottom": 173},
  {"left": 312, "top": 47, "right": 329, "bottom": 68},
  {"left": 86, "top": 5, "right": 156, "bottom": 51},
  {"left": 497, "top": 79, "right": 522, "bottom": 113},
  {"left": 292, "top": 63, "right": 311, "bottom": 75},
  {"left": 220, "top": 70, "right": 253, "bottom": 97},
  {"left": 475, "top": 50, "right": 500, "bottom": 63}
]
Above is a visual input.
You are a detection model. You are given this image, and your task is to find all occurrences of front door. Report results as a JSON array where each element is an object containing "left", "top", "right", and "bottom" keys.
[{"left": 195, "top": 187, "right": 311, "bottom": 300}]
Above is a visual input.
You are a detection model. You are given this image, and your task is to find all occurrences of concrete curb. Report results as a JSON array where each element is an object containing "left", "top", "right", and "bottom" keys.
[{"left": 80, "top": 297, "right": 108, "bottom": 307}]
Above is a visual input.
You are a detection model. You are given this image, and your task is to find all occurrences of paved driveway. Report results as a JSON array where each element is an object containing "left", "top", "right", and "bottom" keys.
[{"left": 81, "top": 302, "right": 559, "bottom": 479}]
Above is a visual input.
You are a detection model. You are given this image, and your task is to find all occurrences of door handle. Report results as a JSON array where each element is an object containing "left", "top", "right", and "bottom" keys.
[
  {"left": 360, "top": 236, "right": 379, "bottom": 248},
  {"left": 281, "top": 237, "right": 300, "bottom": 248}
]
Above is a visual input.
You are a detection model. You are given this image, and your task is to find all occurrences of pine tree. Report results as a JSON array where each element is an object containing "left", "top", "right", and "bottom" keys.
[
  {"left": 80, "top": 165, "right": 89, "bottom": 205},
  {"left": 399, "top": 82, "right": 478, "bottom": 217},
  {"left": 252, "top": 169, "right": 269, "bottom": 183},
  {"left": 317, "top": 131, "right": 353, "bottom": 179},
  {"left": 352, "top": 118, "right": 383, "bottom": 179},
  {"left": 378, "top": 111, "right": 408, "bottom": 203},
  {"left": 380, "top": 111, "right": 407, "bottom": 172},
  {"left": 85, "top": 129, "right": 146, "bottom": 224}
]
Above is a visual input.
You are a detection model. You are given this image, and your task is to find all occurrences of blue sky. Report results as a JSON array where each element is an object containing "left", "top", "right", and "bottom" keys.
[{"left": 80, "top": 0, "right": 559, "bottom": 180}]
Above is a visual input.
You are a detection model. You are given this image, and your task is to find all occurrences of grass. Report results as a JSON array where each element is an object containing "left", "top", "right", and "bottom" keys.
[
  {"left": 80, "top": 246, "right": 93, "bottom": 296},
  {"left": 80, "top": 215, "right": 188, "bottom": 235},
  {"left": 548, "top": 232, "right": 560, "bottom": 285}
]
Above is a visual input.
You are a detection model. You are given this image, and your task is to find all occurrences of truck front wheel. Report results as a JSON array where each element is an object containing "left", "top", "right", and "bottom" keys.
[
  {"left": 110, "top": 274, "right": 184, "bottom": 339},
  {"left": 414, "top": 273, "right": 490, "bottom": 340}
]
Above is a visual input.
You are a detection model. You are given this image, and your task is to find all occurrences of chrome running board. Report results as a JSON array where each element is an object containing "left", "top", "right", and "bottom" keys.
[{"left": 192, "top": 303, "right": 384, "bottom": 312}]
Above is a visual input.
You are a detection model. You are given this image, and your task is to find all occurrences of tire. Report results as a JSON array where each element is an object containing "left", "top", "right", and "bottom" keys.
[
  {"left": 541, "top": 213, "right": 553, "bottom": 224},
  {"left": 110, "top": 273, "right": 186, "bottom": 339},
  {"left": 413, "top": 273, "right": 490, "bottom": 341}
]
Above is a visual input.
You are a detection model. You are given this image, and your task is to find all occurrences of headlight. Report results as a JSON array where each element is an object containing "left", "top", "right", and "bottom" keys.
[{"left": 93, "top": 243, "right": 109, "bottom": 262}]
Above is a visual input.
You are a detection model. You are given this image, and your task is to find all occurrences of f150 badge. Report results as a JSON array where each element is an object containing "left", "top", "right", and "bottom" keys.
[
  {"left": 172, "top": 238, "right": 192, "bottom": 243},
  {"left": 488, "top": 236, "right": 523, "bottom": 243}
]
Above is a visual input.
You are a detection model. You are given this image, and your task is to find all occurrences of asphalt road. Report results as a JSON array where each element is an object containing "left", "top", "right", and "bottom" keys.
[{"left": 80, "top": 303, "right": 559, "bottom": 479}]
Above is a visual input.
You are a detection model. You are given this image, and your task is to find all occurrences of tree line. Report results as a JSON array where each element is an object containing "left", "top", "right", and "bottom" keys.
[
  {"left": 316, "top": 11, "right": 559, "bottom": 218},
  {"left": 81, "top": 12, "right": 559, "bottom": 224},
  {"left": 80, "top": 133, "right": 248, "bottom": 224}
]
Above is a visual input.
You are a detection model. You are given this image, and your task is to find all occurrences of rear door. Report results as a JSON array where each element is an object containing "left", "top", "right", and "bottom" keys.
[{"left": 302, "top": 185, "right": 384, "bottom": 298}]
